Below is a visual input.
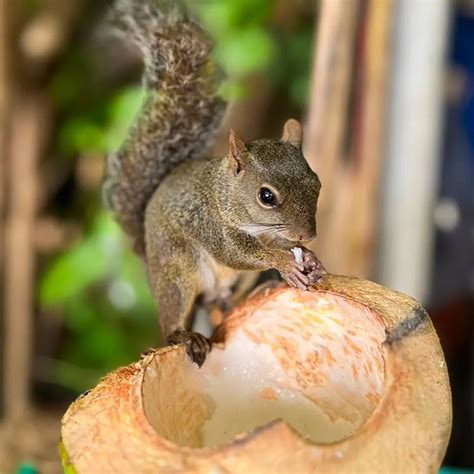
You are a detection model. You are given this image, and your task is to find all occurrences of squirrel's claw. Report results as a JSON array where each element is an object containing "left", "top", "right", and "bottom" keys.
[
  {"left": 300, "top": 249, "right": 326, "bottom": 282},
  {"left": 281, "top": 264, "right": 311, "bottom": 290},
  {"left": 167, "top": 330, "right": 211, "bottom": 368},
  {"left": 290, "top": 269, "right": 310, "bottom": 289},
  {"left": 301, "top": 249, "right": 325, "bottom": 270},
  {"left": 281, "top": 248, "right": 327, "bottom": 290},
  {"left": 306, "top": 268, "right": 326, "bottom": 285}
]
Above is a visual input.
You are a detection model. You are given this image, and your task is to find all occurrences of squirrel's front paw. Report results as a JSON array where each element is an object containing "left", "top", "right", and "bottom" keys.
[
  {"left": 301, "top": 248, "right": 326, "bottom": 284},
  {"left": 167, "top": 330, "right": 211, "bottom": 368},
  {"left": 281, "top": 249, "right": 326, "bottom": 290},
  {"left": 280, "top": 259, "right": 312, "bottom": 291}
]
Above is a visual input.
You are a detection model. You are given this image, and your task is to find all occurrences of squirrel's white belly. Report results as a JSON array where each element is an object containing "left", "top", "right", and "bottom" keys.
[{"left": 198, "top": 250, "right": 240, "bottom": 302}]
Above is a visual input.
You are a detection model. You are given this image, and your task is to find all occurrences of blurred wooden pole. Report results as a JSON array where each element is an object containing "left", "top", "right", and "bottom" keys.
[
  {"left": 305, "top": 0, "right": 392, "bottom": 279},
  {"left": 304, "top": 0, "right": 360, "bottom": 275},
  {"left": 3, "top": 96, "right": 48, "bottom": 421},
  {"left": 0, "top": 0, "right": 13, "bottom": 418},
  {"left": 377, "top": 0, "right": 450, "bottom": 302},
  {"left": 0, "top": 0, "right": 9, "bottom": 218},
  {"left": 1, "top": 0, "right": 79, "bottom": 423},
  {"left": 349, "top": 0, "right": 393, "bottom": 277},
  {"left": 304, "top": 0, "right": 359, "bottom": 201}
]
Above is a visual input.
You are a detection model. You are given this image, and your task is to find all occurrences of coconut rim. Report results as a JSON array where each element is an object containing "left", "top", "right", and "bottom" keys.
[
  {"left": 61, "top": 274, "right": 452, "bottom": 468},
  {"left": 137, "top": 288, "right": 452, "bottom": 455}
]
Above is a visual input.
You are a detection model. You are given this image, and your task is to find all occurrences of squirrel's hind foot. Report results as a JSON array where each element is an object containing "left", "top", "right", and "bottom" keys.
[{"left": 168, "top": 330, "right": 211, "bottom": 368}]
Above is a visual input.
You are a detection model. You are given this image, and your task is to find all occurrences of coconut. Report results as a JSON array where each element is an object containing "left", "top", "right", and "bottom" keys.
[{"left": 60, "top": 275, "right": 451, "bottom": 473}]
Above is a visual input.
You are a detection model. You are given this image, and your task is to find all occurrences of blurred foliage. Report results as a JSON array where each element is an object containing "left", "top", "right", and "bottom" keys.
[
  {"left": 38, "top": 0, "right": 315, "bottom": 393},
  {"left": 58, "top": 87, "right": 144, "bottom": 154},
  {"left": 192, "top": 0, "right": 315, "bottom": 105},
  {"left": 40, "top": 213, "right": 158, "bottom": 391}
]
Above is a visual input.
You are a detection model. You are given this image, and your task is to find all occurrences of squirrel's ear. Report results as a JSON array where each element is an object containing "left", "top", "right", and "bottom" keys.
[
  {"left": 228, "top": 129, "right": 247, "bottom": 175},
  {"left": 281, "top": 119, "right": 303, "bottom": 148}
]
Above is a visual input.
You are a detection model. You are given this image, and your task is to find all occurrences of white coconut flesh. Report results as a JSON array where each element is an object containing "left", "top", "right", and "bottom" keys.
[{"left": 142, "top": 289, "right": 386, "bottom": 449}]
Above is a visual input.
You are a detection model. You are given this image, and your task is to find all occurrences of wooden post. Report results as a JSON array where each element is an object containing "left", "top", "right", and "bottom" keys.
[
  {"left": 0, "top": 0, "right": 14, "bottom": 418},
  {"left": 304, "top": 0, "right": 360, "bottom": 275},
  {"left": 348, "top": 0, "right": 393, "bottom": 277},
  {"left": 305, "top": 0, "right": 392, "bottom": 279},
  {"left": 1, "top": 0, "right": 79, "bottom": 423},
  {"left": 377, "top": 0, "right": 450, "bottom": 301},
  {"left": 3, "top": 95, "right": 49, "bottom": 421}
]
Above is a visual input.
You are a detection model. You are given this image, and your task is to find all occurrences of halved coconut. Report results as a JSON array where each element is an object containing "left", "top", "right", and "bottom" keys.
[{"left": 60, "top": 275, "right": 451, "bottom": 473}]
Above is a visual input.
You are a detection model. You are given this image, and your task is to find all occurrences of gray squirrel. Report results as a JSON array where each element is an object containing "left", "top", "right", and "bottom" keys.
[{"left": 103, "top": 0, "right": 325, "bottom": 366}]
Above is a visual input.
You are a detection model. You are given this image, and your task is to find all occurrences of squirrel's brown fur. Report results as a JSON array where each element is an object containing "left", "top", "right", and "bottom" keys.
[
  {"left": 103, "top": 0, "right": 325, "bottom": 366},
  {"left": 103, "top": 0, "right": 225, "bottom": 255}
]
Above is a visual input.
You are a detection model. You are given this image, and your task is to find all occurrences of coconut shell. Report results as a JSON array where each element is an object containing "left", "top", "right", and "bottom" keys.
[{"left": 60, "top": 275, "right": 451, "bottom": 473}]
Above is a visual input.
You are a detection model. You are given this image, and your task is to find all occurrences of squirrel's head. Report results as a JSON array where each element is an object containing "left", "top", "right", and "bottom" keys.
[{"left": 223, "top": 119, "right": 321, "bottom": 248}]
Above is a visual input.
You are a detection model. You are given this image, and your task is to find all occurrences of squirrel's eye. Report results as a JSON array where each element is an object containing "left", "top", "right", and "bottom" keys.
[{"left": 259, "top": 187, "right": 277, "bottom": 207}]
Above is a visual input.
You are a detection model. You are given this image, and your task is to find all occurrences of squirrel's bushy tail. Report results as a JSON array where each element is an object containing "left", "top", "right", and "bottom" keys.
[{"left": 103, "top": 0, "right": 226, "bottom": 255}]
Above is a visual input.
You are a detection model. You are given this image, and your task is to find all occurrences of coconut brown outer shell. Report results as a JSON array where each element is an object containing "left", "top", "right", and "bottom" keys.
[{"left": 61, "top": 275, "right": 452, "bottom": 473}]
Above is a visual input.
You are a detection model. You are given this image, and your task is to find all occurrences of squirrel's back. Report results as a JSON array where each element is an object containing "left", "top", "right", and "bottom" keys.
[{"left": 102, "top": 0, "right": 225, "bottom": 255}]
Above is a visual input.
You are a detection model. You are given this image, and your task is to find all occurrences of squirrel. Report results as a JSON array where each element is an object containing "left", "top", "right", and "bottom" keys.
[{"left": 103, "top": 0, "right": 325, "bottom": 366}]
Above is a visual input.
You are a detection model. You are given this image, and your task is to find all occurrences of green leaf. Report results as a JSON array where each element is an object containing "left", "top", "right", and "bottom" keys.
[
  {"left": 290, "top": 75, "right": 311, "bottom": 108},
  {"left": 194, "top": 0, "right": 273, "bottom": 35},
  {"left": 217, "top": 80, "right": 248, "bottom": 102},
  {"left": 228, "top": 0, "right": 273, "bottom": 26},
  {"left": 59, "top": 119, "right": 105, "bottom": 153},
  {"left": 39, "top": 239, "right": 109, "bottom": 305},
  {"left": 50, "top": 69, "right": 82, "bottom": 108},
  {"left": 104, "top": 87, "right": 144, "bottom": 151},
  {"left": 118, "top": 252, "right": 156, "bottom": 315},
  {"left": 39, "top": 214, "right": 121, "bottom": 306},
  {"left": 193, "top": 2, "right": 236, "bottom": 38},
  {"left": 61, "top": 297, "right": 97, "bottom": 333},
  {"left": 215, "top": 28, "right": 276, "bottom": 77}
]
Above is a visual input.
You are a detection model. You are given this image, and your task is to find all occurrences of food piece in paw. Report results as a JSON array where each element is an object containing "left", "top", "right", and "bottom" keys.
[{"left": 291, "top": 247, "right": 304, "bottom": 265}]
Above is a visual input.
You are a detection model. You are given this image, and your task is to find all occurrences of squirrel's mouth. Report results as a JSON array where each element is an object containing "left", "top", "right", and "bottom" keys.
[
  {"left": 242, "top": 224, "right": 314, "bottom": 249},
  {"left": 263, "top": 234, "right": 299, "bottom": 249},
  {"left": 280, "top": 232, "right": 316, "bottom": 246}
]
